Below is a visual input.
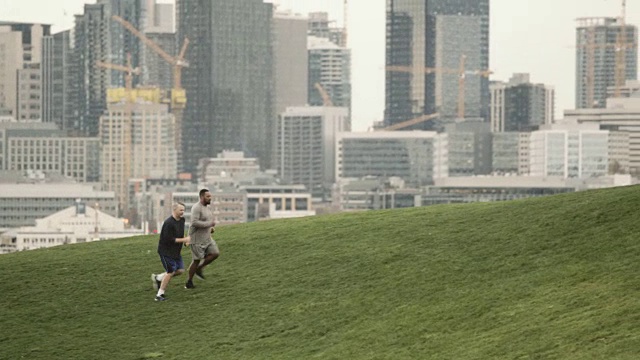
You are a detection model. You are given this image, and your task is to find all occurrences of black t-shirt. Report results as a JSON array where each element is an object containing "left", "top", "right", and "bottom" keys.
[{"left": 158, "top": 216, "right": 185, "bottom": 259}]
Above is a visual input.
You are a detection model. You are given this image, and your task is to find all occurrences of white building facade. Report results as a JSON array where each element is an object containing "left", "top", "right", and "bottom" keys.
[
  {"left": 14, "top": 202, "right": 142, "bottom": 252},
  {"left": 529, "top": 125, "right": 613, "bottom": 178}
]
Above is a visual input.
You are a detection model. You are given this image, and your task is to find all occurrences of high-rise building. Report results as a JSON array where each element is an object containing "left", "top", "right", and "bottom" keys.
[
  {"left": 385, "top": 0, "right": 489, "bottom": 127},
  {"left": 42, "top": 30, "right": 74, "bottom": 129},
  {"left": 100, "top": 95, "right": 177, "bottom": 214},
  {"left": 575, "top": 17, "right": 637, "bottom": 109},
  {"left": 73, "top": 1, "right": 143, "bottom": 136},
  {"left": 308, "top": 36, "right": 351, "bottom": 113},
  {"left": 490, "top": 74, "right": 555, "bottom": 133},
  {"left": 273, "top": 12, "right": 308, "bottom": 116},
  {"left": 140, "top": 0, "right": 175, "bottom": 89},
  {"left": 0, "top": 22, "right": 50, "bottom": 118},
  {"left": 17, "top": 64, "right": 42, "bottom": 121},
  {"left": 177, "top": 0, "right": 274, "bottom": 173},
  {"left": 143, "top": 0, "right": 174, "bottom": 33},
  {"left": 276, "top": 106, "right": 349, "bottom": 199}
]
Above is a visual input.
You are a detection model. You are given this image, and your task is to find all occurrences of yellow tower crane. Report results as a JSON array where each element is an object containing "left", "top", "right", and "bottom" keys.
[{"left": 111, "top": 15, "right": 190, "bottom": 164}]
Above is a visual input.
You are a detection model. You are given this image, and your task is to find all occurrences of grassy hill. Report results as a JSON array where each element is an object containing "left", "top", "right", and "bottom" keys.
[{"left": 1, "top": 185, "right": 640, "bottom": 359}]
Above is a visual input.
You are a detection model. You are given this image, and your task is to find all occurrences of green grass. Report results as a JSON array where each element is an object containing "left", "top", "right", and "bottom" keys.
[{"left": 1, "top": 185, "right": 640, "bottom": 359}]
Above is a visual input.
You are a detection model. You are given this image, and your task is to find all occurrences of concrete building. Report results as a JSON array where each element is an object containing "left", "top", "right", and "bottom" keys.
[
  {"left": 385, "top": 0, "right": 489, "bottom": 127},
  {"left": 575, "top": 17, "right": 637, "bottom": 109},
  {"left": 143, "top": 0, "right": 174, "bottom": 33},
  {"left": 16, "top": 64, "right": 42, "bottom": 121},
  {"left": 12, "top": 202, "right": 142, "bottom": 253},
  {"left": 273, "top": 12, "right": 308, "bottom": 116},
  {"left": 0, "top": 122, "right": 100, "bottom": 182},
  {"left": 128, "top": 176, "right": 195, "bottom": 232},
  {"left": 277, "top": 106, "right": 349, "bottom": 199},
  {"left": 0, "top": 22, "right": 50, "bottom": 118},
  {"left": 490, "top": 74, "right": 555, "bottom": 132},
  {"left": 564, "top": 89, "right": 640, "bottom": 173},
  {"left": 0, "top": 183, "right": 116, "bottom": 228},
  {"left": 171, "top": 188, "right": 248, "bottom": 227},
  {"left": 336, "top": 131, "right": 448, "bottom": 186},
  {"left": 308, "top": 36, "right": 351, "bottom": 113},
  {"left": 197, "top": 151, "right": 260, "bottom": 186},
  {"left": 422, "top": 175, "right": 632, "bottom": 205},
  {"left": 239, "top": 184, "right": 313, "bottom": 223},
  {"left": 100, "top": 93, "right": 178, "bottom": 214},
  {"left": 177, "top": 0, "right": 275, "bottom": 172},
  {"left": 333, "top": 177, "right": 421, "bottom": 211}
]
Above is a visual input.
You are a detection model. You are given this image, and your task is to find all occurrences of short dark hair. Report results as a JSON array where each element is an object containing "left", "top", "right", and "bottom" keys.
[{"left": 199, "top": 188, "right": 210, "bottom": 198}]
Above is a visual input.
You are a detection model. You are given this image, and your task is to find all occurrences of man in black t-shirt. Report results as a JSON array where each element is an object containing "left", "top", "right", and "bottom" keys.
[{"left": 151, "top": 202, "right": 191, "bottom": 301}]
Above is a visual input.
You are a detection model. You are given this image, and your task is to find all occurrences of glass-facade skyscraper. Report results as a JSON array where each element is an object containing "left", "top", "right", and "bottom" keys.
[
  {"left": 177, "top": 0, "right": 274, "bottom": 174},
  {"left": 385, "top": 0, "right": 489, "bottom": 129}
]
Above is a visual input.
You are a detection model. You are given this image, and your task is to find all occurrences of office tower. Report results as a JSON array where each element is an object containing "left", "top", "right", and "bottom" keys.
[
  {"left": 73, "top": 0, "right": 143, "bottom": 136},
  {"left": 385, "top": 0, "right": 489, "bottom": 128},
  {"left": 336, "top": 131, "right": 448, "bottom": 186},
  {"left": 575, "top": 17, "right": 637, "bottom": 109},
  {"left": 273, "top": 11, "right": 308, "bottom": 116},
  {"left": 0, "top": 22, "right": 50, "bottom": 118},
  {"left": 490, "top": 74, "right": 555, "bottom": 132},
  {"left": 141, "top": 0, "right": 175, "bottom": 89},
  {"left": 177, "top": 0, "right": 274, "bottom": 173},
  {"left": 100, "top": 99, "right": 177, "bottom": 213},
  {"left": 42, "top": 30, "right": 74, "bottom": 129},
  {"left": 444, "top": 121, "right": 492, "bottom": 176},
  {"left": 276, "top": 106, "right": 349, "bottom": 199},
  {"left": 308, "top": 36, "right": 351, "bottom": 115}
]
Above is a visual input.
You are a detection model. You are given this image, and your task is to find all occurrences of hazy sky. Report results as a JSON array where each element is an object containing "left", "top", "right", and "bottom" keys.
[{"left": 1, "top": 0, "right": 638, "bottom": 131}]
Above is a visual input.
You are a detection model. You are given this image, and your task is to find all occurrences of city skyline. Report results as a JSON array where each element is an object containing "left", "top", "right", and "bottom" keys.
[{"left": 0, "top": 0, "right": 637, "bottom": 131}]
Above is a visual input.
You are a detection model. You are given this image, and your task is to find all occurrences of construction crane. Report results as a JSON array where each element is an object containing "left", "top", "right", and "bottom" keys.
[
  {"left": 95, "top": 53, "right": 139, "bottom": 212},
  {"left": 386, "top": 55, "right": 492, "bottom": 118},
  {"left": 376, "top": 112, "right": 440, "bottom": 131},
  {"left": 111, "top": 14, "right": 190, "bottom": 169},
  {"left": 576, "top": 10, "right": 636, "bottom": 107},
  {"left": 96, "top": 53, "right": 141, "bottom": 94},
  {"left": 314, "top": 82, "right": 334, "bottom": 106},
  {"left": 111, "top": 15, "right": 189, "bottom": 92}
]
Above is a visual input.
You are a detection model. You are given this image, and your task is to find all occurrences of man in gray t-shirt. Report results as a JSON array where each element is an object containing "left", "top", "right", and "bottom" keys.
[{"left": 185, "top": 188, "right": 220, "bottom": 289}]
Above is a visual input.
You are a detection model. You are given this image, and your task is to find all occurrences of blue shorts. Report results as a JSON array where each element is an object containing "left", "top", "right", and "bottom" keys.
[{"left": 159, "top": 254, "right": 184, "bottom": 273}]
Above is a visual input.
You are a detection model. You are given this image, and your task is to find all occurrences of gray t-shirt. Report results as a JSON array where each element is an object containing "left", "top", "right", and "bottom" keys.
[{"left": 189, "top": 202, "right": 214, "bottom": 245}]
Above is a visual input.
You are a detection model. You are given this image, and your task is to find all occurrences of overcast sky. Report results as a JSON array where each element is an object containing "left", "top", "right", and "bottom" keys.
[{"left": 1, "top": 0, "right": 637, "bottom": 131}]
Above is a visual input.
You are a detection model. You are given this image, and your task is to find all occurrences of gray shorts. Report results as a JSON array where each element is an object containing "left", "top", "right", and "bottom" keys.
[{"left": 190, "top": 240, "right": 219, "bottom": 260}]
